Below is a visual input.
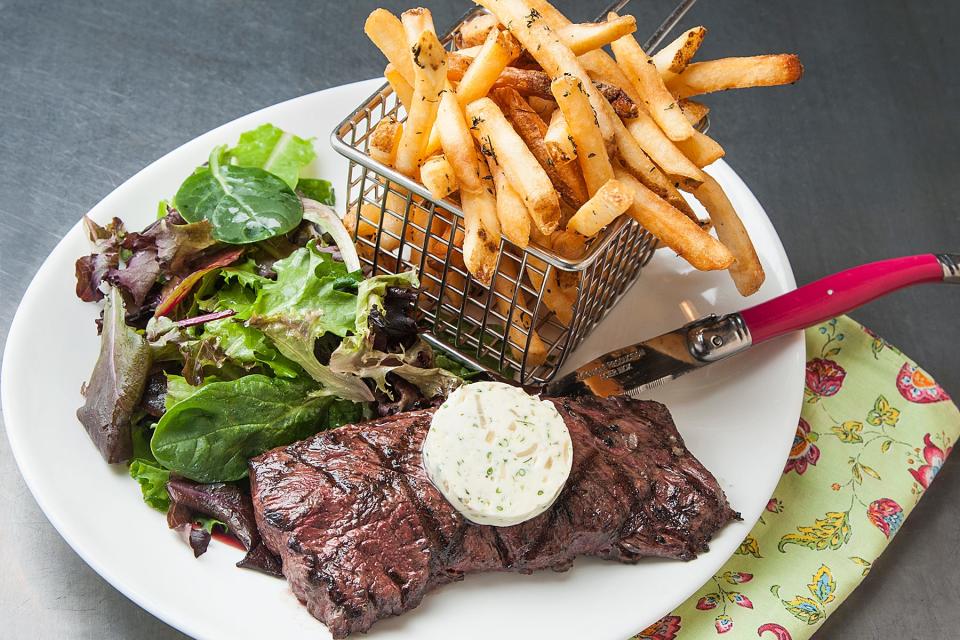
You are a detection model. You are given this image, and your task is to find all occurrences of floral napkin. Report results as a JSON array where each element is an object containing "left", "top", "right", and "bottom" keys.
[{"left": 633, "top": 316, "right": 958, "bottom": 640}]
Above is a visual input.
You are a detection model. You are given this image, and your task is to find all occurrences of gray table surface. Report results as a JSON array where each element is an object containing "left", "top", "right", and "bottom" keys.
[{"left": 1, "top": 0, "right": 958, "bottom": 638}]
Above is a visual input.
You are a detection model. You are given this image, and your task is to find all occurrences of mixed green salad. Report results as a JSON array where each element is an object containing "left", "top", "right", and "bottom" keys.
[{"left": 75, "top": 123, "right": 469, "bottom": 562}]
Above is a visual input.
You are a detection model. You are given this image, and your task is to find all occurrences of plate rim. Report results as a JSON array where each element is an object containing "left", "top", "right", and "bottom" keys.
[{"left": 1, "top": 78, "right": 804, "bottom": 640}]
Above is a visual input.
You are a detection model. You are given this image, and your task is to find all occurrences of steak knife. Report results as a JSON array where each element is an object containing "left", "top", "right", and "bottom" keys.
[{"left": 544, "top": 253, "right": 959, "bottom": 398}]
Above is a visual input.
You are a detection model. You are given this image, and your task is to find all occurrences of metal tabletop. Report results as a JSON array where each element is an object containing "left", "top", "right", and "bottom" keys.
[{"left": 1, "top": 1, "right": 957, "bottom": 638}]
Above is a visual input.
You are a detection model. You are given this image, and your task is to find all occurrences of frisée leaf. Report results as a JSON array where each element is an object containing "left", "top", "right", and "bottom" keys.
[{"left": 174, "top": 146, "right": 303, "bottom": 244}]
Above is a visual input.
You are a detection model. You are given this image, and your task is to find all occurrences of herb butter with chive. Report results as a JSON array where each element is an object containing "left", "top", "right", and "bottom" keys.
[{"left": 422, "top": 381, "right": 573, "bottom": 526}]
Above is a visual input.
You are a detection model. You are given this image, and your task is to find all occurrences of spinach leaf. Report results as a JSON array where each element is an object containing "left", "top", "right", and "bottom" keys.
[
  {"left": 129, "top": 459, "right": 171, "bottom": 511},
  {"left": 165, "top": 374, "right": 218, "bottom": 409},
  {"left": 297, "top": 178, "right": 335, "bottom": 206},
  {"left": 174, "top": 147, "right": 303, "bottom": 245},
  {"left": 77, "top": 287, "right": 153, "bottom": 463},
  {"left": 151, "top": 375, "right": 362, "bottom": 482},
  {"left": 228, "top": 124, "right": 316, "bottom": 190}
]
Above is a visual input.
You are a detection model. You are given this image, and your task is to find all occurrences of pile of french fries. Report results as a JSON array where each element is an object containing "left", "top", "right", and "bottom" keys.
[{"left": 354, "top": 0, "right": 802, "bottom": 363}]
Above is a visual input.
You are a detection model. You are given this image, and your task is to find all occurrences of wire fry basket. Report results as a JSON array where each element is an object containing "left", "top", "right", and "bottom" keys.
[{"left": 331, "top": 0, "right": 698, "bottom": 387}]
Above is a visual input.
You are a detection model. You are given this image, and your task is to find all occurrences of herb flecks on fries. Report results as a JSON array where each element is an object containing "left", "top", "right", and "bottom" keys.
[{"left": 362, "top": 1, "right": 803, "bottom": 297}]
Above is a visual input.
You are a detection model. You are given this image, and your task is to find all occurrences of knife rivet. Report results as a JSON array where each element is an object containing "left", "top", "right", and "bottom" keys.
[{"left": 711, "top": 335, "right": 724, "bottom": 347}]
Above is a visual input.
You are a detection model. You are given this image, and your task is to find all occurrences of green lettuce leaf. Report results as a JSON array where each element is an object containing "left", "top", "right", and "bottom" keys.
[
  {"left": 129, "top": 459, "right": 171, "bottom": 512},
  {"left": 202, "top": 318, "right": 301, "bottom": 378},
  {"left": 151, "top": 375, "right": 362, "bottom": 482},
  {"left": 247, "top": 244, "right": 373, "bottom": 401},
  {"left": 196, "top": 260, "right": 269, "bottom": 320},
  {"left": 297, "top": 178, "right": 335, "bottom": 206},
  {"left": 250, "top": 244, "right": 360, "bottom": 337},
  {"left": 329, "top": 271, "right": 461, "bottom": 398},
  {"left": 228, "top": 124, "right": 317, "bottom": 190}
]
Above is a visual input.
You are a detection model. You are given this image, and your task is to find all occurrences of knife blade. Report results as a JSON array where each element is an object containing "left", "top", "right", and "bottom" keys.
[
  {"left": 543, "top": 313, "right": 751, "bottom": 398},
  {"left": 542, "top": 253, "right": 958, "bottom": 398}
]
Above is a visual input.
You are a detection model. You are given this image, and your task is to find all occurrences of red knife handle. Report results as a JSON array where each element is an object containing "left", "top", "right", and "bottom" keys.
[{"left": 740, "top": 253, "right": 958, "bottom": 345}]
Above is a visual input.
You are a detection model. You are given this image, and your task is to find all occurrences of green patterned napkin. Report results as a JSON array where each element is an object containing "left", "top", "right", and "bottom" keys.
[{"left": 633, "top": 316, "right": 958, "bottom": 640}]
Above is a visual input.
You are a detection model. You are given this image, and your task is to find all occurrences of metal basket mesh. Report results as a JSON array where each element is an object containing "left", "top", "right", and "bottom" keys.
[{"left": 331, "top": 1, "right": 693, "bottom": 386}]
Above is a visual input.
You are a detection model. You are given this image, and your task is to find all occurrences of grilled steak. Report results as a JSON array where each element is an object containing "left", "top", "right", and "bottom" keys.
[{"left": 249, "top": 395, "right": 737, "bottom": 638}]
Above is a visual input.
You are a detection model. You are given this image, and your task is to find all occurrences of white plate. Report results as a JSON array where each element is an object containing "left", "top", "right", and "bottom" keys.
[{"left": 1, "top": 79, "right": 804, "bottom": 640}]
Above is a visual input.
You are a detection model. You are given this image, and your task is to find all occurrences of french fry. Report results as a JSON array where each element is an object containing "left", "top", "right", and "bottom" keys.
[
  {"left": 558, "top": 15, "right": 637, "bottom": 56},
  {"left": 435, "top": 88, "right": 500, "bottom": 283},
  {"left": 472, "top": 147, "right": 503, "bottom": 236},
  {"left": 679, "top": 98, "right": 710, "bottom": 126},
  {"left": 675, "top": 129, "right": 725, "bottom": 168},
  {"left": 551, "top": 229, "right": 588, "bottom": 260},
  {"left": 447, "top": 54, "right": 639, "bottom": 119},
  {"left": 460, "top": 183, "right": 501, "bottom": 285},
  {"left": 402, "top": 8, "right": 448, "bottom": 160},
  {"left": 365, "top": 9, "right": 415, "bottom": 83},
  {"left": 523, "top": 0, "right": 569, "bottom": 29},
  {"left": 610, "top": 14, "right": 697, "bottom": 142},
  {"left": 376, "top": 188, "right": 411, "bottom": 252},
  {"left": 435, "top": 90, "right": 482, "bottom": 194},
  {"left": 400, "top": 7, "right": 436, "bottom": 41},
  {"left": 527, "top": 95, "right": 556, "bottom": 120},
  {"left": 394, "top": 30, "right": 446, "bottom": 177},
  {"left": 524, "top": 249, "right": 575, "bottom": 326},
  {"left": 474, "top": 0, "right": 616, "bottom": 142},
  {"left": 552, "top": 233, "right": 584, "bottom": 291},
  {"left": 454, "top": 44, "right": 482, "bottom": 57},
  {"left": 624, "top": 111, "right": 704, "bottom": 185},
  {"left": 551, "top": 74, "right": 613, "bottom": 196},
  {"left": 346, "top": 204, "right": 379, "bottom": 262},
  {"left": 384, "top": 64, "right": 413, "bottom": 111},
  {"left": 580, "top": 48, "right": 639, "bottom": 99},
  {"left": 604, "top": 100, "right": 696, "bottom": 217},
  {"left": 599, "top": 83, "right": 641, "bottom": 119},
  {"left": 530, "top": 216, "right": 580, "bottom": 296},
  {"left": 566, "top": 179, "right": 632, "bottom": 237},
  {"left": 492, "top": 87, "right": 588, "bottom": 210},
  {"left": 368, "top": 115, "right": 403, "bottom": 167},
  {"left": 466, "top": 97, "right": 561, "bottom": 234},
  {"left": 417, "top": 207, "right": 468, "bottom": 309},
  {"left": 651, "top": 26, "right": 707, "bottom": 79},
  {"left": 690, "top": 173, "right": 765, "bottom": 295},
  {"left": 544, "top": 108, "right": 576, "bottom": 165},
  {"left": 667, "top": 54, "right": 804, "bottom": 98},
  {"left": 347, "top": 203, "right": 381, "bottom": 240},
  {"left": 486, "top": 154, "right": 531, "bottom": 248},
  {"left": 455, "top": 12, "right": 500, "bottom": 48},
  {"left": 456, "top": 27, "right": 522, "bottom": 105},
  {"left": 494, "top": 257, "right": 548, "bottom": 368},
  {"left": 420, "top": 154, "right": 459, "bottom": 199},
  {"left": 614, "top": 165, "right": 733, "bottom": 270}
]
